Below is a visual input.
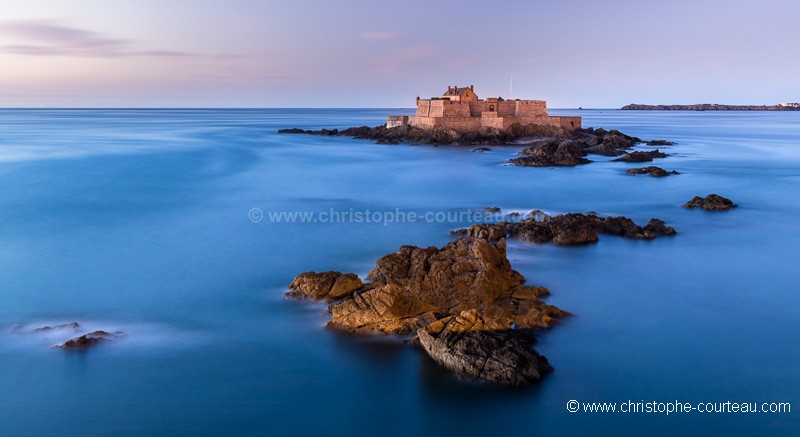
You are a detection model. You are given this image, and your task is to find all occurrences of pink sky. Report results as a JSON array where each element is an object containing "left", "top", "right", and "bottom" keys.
[{"left": 1, "top": 0, "right": 798, "bottom": 107}]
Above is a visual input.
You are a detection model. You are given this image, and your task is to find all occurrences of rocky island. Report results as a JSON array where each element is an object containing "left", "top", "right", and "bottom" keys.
[
  {"left": 622, "top": 103, "right": 800, "bottom": 111},
  {"left": 280, "top": 85, "right": 676, "bottom": 168},
  {"left": 288, "top": 237, "right": 567, "bottom": 386},
  {"left": 10, "top": 322, "right": 125, "bottom": 350},
  {"left": 684, "top": 194, "right": 737, "bottom": 211}
]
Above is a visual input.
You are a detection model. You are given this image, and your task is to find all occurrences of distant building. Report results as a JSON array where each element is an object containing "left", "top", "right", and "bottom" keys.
[
  {"left": 386, "top": 84, "right": 581, "bottom": 132},
  {"left": 778, "top": 102, "right": 800, "bottom": 108}
]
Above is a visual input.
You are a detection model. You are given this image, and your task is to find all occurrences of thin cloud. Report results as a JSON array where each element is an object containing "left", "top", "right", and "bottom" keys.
[
  {"left": 371, "top": 44, "right": 437, "bottom": 73},
  {"left": 0, "top": 20, "right": 195, "bottom": 59},
  {"left": 358, "top": 32, "right": 398, "bottom": 40}
]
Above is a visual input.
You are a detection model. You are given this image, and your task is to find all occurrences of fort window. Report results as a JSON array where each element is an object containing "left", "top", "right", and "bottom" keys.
[{"left": 489, "top": 104, "right": 495, "bottom": 111}]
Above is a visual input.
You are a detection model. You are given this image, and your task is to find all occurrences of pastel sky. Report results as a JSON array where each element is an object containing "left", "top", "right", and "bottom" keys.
[{"left": 1, "top": 0, "right": 798, "bottom": 107}]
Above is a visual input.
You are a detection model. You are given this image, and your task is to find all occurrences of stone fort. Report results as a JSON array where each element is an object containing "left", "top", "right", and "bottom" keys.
[{"left": 386, "top": 85, "right": 581, "bottom": 132}]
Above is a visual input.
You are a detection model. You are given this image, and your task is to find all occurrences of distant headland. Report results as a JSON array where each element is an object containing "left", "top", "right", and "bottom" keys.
[{"left": 621, "top": 103, "right": 800, "bottom": 111}]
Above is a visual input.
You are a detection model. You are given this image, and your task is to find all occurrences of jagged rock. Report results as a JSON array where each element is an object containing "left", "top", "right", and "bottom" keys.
[
  {"left": 614, "top": 150, "right": 669, "bottom": 162},
  {"left": 508, "top": 212, "right": 521, "bottom": 217},
  {"left": 417, "top": 310, "right": 552, "bottom": 386},
  {"left": 646, "top": 140, "right": 675, "bottom": 146},
  {"left": 510, "top": 139, "right": 591, "bottom": 167},
  {"left": 55, "top": 331, "right": 124, "bottom": 350},
  {"left": 327, "top": 238, "right": 566, "bottom": 335},
  {"left": 286, "top": 271, "right": 362, "bottom": 301},
  {"left": 484, "top": 207, "right": 501, "bottom": 213},
  {"left": 449, "top": 223, "right": 506, "bottom": 240},
  {"left": 683, "top": 194, "right": 737, "bottom": 211},
  {"left": 279, "top": 123, "right": 570, "bottom": 146},
  {"left": 451, "top": 212, "right": 677, "bottom": 245},
  {"left": 529, "top": 209, "right": 546, "bottom": 218},
  {"left": 279, "top": 123, "right": 675, "bottom": 170},
  {"left": 625, "top": 166, "right": 679, "bottom": 177},
  {"left": 287, "top": 237, "right": 566, "bottom": 386},
  {"left": 643, "top": 219, "right": 677, "bottom": 236}
]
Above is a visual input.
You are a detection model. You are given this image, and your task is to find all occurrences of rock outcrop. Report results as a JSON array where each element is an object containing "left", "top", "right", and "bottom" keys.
[
  {"left": 613, "top": 150, "right": 669, "bottom": 163},
  {"left": 646, "top": 140, "right": 675, "bottom": 146},
  {"left": 509, "top": 139, "right": 591, "bottom": 167},
  {"left": 287, "top": 237, "right": 568, "bottom": 386},
  {"left": 11, "top": 322, "right": 125, "bottom": 350},
  {"left": 683, "top": 194, "right": 737, "bottom": 211},
  {"left": 508, "top": 128, "right": 648, "bottom": 167},
  {"left": 278, "top": 123, "right": 670, "bottom": 161},
  {"left": 279, "top": 123, "right": 570, "bottom": 146},
  {"left": 450, "top": 212, "right": 676, "bottom": 245},
  {"left": 417, "top": 310, "right": 552, "bottom": 386},
  {"left": 30, "top": 322, "right": 80, "bottom": 333},
  {"left": 625, "top": 166, "right": 679, "bottom": 177},
  {"left": 55, "top": 331, "right": 124, "bottom": 350},
  {"left": 286, "top": 271, "right": 362, "bottom": 301}
]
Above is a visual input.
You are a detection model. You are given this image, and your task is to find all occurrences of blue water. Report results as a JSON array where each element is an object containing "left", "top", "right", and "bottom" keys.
[{"left": 0, "top": 108, "right": 797, "bottom": 435}]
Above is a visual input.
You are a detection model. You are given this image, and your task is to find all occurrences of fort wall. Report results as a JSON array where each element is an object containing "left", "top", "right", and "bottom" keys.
[{"left": 390, "top": 86, "right": 581, "bottom": 133}]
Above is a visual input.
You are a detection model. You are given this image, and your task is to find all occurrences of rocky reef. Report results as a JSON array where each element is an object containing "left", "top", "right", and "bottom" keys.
[
  {"left": 287, "top": 237, "right": 568, "bottom": 386},
  {"left": 279, "top": 123, "right": 571, "bottom": 146},
  {"left": 625, "top": 166, "right": 679, "bottom": 177},
  {"left": 683, "top": 194, "right": 737, "bottom": 211},
  {"left": 451, "top": 212, "right": 676, "bottom": 245},
  {"left": 507, "top": 128, "right": 647, "bottom": 166},
  {"left": 10, "top": 322, "right": 125, "bottom": 350},
  {"left": 279, "top": 123, "right": 676, "bottom": 169}
]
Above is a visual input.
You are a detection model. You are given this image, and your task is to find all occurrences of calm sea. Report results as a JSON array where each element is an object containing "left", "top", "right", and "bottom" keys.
[{"left": 0, "top": 108, "right": 797, "bottom": 435}]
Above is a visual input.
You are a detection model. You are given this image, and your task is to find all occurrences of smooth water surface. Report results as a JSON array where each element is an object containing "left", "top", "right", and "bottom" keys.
[{"left": 0, "top": 108, "right": 798, "bottom": 435}]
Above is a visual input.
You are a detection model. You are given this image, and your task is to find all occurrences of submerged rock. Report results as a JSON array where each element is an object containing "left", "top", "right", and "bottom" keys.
[
  {"left": 646, "top": 139, "right": 675, "bottom": 146},
  {"left": 55, "top": 330, "right": 124, "bottom": 350},
  {"left": 625, "top": 166, "right": 679, "bottom": 177},
  {"left": 613, "top": 150, "right": 669, "bottom": 162},
  {"left": 30, "top": 322, "right": 80, "bottom": 333},
  {"left": 287, "top": 237, "right": 568, "bottom": 386},
  {"left": 472, "top": 147, "right": 492, "bottom": 152},
  {"left": 683, "top": 194, "right": 737, "bottom": 211}
]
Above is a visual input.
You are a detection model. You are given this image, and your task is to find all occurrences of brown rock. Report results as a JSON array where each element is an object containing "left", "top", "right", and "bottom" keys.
[
  {"left": 683, "top": 194, "right": 737, "bottom": 211},
  {"left": 286, "top": 271, "right": 363, "bottom": 301},
  {"left": 417, "top": 310, "right": 552, "bottom": 386},
  {"left": 55, "top": 330, "right": 124, "bottom": 350},
  {"left": 510, "top": 139, "right": 591, "bottom": 167},
  {"left": 287, "top": 237, "right": 569, "bottom": 386},
  {"left": 625, "top": 166, "right": 679, "bottom": 177},
  {"left": 325, "top": 237, "right": 566, "bottom": 335},
  {"left": 613, "top": 150, "right": 669, "bottom": 162},
  {"left": 457, "top": 212, "right": 678, "bottom": 245}
]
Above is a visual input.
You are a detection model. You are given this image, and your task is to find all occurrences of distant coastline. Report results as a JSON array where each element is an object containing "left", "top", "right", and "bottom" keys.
[{"left": 621, "top": 103, "right": 800, "bottom": 111}]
